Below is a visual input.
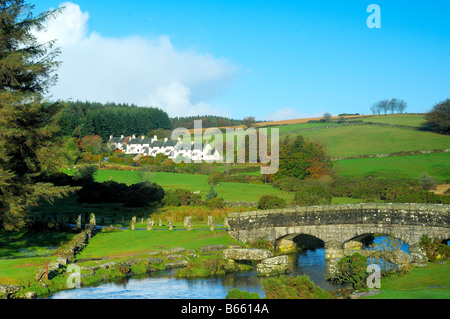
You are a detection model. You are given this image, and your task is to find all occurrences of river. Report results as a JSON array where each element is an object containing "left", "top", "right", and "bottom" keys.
[{"left": 44, "top": 236, "right": 409, "bottom": 299}]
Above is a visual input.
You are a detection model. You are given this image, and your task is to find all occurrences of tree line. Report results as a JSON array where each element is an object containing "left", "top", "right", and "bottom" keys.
[
  {"left": 170, "top": 115, "right": 246, "bottom": 129},
  {"left": 58, "top": 101, "right": 172, "bottom": 140},
  {"left": 370, "top": 98, "right": 408, "bottom": 115}
]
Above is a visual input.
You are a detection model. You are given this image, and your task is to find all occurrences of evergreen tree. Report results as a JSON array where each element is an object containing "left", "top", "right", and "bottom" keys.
[
  {"left": 0, "top": 0, "right": 76, "bottom": 230},
  {"left": 206, "top": 186, "right": 218, "bottom": 201}
]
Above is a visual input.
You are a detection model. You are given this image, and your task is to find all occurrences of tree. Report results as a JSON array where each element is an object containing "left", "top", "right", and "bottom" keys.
[
  {"left": 275, "top": 135, "right": 332, "bottom": 180},
  {"left": 421, "top": 99, "right": 450, "bottom": 134},
  {"left": 388, "top": 98, "right": 407, "bottom": 114},
  {"left": 205, "top": 186, "right": 218, "bottom": 201},
  {"left": 388, "top": 98, "right": 398, "bottom": 114},
  {"left": 370, "top": 104, "right": 379, "bottom": 115},
  {"left": 80, "top": 135, "right": 104, "bottom": 155},
  {"left": 373, "top": 99, "right": 390, "bottom": 115},
  {"left": 242, "top": 116, "right": 256, "bottom": 128},
  {"left": 0, "top": 1, "right": 76, "bottom": 230},
  {"left": 322, "top": 112, "right": 332, "bottom": 123},
  {"left": 396, "top": 99, "right": 407, "bottom": 114}
]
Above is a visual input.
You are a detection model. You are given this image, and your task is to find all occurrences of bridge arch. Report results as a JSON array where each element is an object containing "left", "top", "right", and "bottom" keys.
[{"left": 275, "top": 233, "right": 324, "bottom": 254}]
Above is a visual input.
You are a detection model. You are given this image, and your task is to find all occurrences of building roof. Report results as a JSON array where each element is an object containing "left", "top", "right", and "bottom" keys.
[{"left": 108, "top": 136, "right": 127, "bottom": 143}]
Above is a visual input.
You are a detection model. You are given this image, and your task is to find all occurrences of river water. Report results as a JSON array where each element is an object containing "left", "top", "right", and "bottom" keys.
[{"left": 45, "top": 236, "right": 409, "bottom": 299}]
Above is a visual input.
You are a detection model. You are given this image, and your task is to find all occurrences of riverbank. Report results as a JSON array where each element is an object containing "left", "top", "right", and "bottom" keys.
[
  {"left": 0, "top": 226, "right": 248, "bottom": 298},
  {"left": 364, "top": 259, "right": 450, "bottom": 299},
  {"left": 1, "top": 224, "right": 449, "bottom": 299}
]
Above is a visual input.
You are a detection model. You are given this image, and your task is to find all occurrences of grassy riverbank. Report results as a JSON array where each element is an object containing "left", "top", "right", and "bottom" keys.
[
  {"left": 365, "top": 260, "right": 450, "bottom": 299},
  {"left": 0, "top": 227, "right": 246, "bottom": 298}
]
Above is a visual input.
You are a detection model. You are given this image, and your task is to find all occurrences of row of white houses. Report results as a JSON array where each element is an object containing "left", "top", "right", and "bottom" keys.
[{"left": 107, "top": 134, "right": 222, "bottom": 162}]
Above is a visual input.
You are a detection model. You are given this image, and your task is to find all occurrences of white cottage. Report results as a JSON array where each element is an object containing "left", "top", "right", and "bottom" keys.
[
  {"left": 110, "top": 134, "right": 222, "bottom": 162},
  {"left": 169, "top": 141, "right": 222, "bottom": 162},
  {"left": 107, "top": 135, "right": 130, "bottom": 150}
]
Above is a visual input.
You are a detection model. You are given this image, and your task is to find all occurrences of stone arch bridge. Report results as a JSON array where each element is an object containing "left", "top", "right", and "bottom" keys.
[{"left": 226, "top": 203, "right": 449, "bottom": 260}]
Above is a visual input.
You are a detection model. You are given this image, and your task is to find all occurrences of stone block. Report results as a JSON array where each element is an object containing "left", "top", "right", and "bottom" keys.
[
  {"left": 164, "top": 260, "right": 188, "bottom": 269},
  {"left": 223, "top": 248, "right": 273, "bottom": 261},
  {"left": 256, "top": 255, "right": 289, "bottom": 277}
]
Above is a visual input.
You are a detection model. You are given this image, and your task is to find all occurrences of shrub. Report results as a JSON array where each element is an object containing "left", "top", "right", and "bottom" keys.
[
  {"left": 206, "top": 197, "right": 224, "bottom": 209},
  {"left": 257, "top": 195, "right": 287, "bottom": 210},
  {"left": 123, "top": 182, "right": 165, "bottom": 207},
  {"left": 249, "top": 238, "right": 273, "bottom": 251},
  {"left": 162, "top": 189, "right": 204, "bottom": 207},
  {"left": 116, "top": 263, "right": 131, "bottom": 275},
  {"left": 272, "top": 177, "right": 303, "bottom": 192},
  {"left": 161, "top": 191, "right": 180, "bottom": 206},
  {"left": 420, "top": 234, "right": 450, "bottom": 261},
  {"left": 262, "top": 275, "right": 332, "bottom": 299},
  {"left": 327, "top": 253, "right": 368, "bottom": 290},
  {"left": 73, "top": 165, "right": 98, "bottom": 183},
  {"left": 386, "top": 186, "right": 450, "bottom": 204},
  {"left": 207, "top": 173, "right": 222, "bottom": 186},
  {"left": 418, "top": 173, "right": 438, "bottom": 190},
  {"left": 293, "top": 184, "right": 332, "bottom": 206}
]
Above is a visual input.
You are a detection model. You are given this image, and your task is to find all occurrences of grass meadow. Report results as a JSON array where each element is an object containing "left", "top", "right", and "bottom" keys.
[
  {"left": 335, "top": 152, "right": 450, "bottom": 181},
  {"left": 294, "top": 125, "right": 449, "bottom": 158},
  {"left": 75, "top": 229, "right": 236, "bottom": 260},
  {"left": 95, "top": 169, "right": 295, "bottom": 203},
  {"left": 360, "top": 114, "right": 426, "bottom": 127}
]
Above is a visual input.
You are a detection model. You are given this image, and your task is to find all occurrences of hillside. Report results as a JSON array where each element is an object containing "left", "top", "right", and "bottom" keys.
[{"left": 257, "top": 114, "right": 449, "bottom": 181}]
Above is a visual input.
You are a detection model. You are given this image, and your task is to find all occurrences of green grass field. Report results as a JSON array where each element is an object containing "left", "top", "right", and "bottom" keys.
[
  {"left": 360, "top": 114, "right": 426, "bottom": 127},
  {"left": 262, "top": 122, "right": 340, "bottom": 135},
  {"left": 95, "top": 170, "right": 295, "bottom": 203},
  {"left": 336, "top": 152, "right": 450, "bottom": 181},
  {"left": 293, "top": 125, "right": 449, "bottom": 158},
  {"left": 75, "top": 229, "right": 236, "bottom": 260}
]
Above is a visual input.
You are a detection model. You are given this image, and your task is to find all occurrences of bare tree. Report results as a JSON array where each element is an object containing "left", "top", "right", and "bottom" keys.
[
  {"left": 388, "top": 98, "right": 399, "bottom": 114},
  {"left": 370, "top": 104, "right": 379, "bottom": 115},
  {"left": 374, "top": 99, "right": 390, "bottom": 115},
  {"left": 396, "top": 99, "right": 408, "bottom": 114},
  {"left": 323, "top": 112, "right": 332, "bottom": 122}
]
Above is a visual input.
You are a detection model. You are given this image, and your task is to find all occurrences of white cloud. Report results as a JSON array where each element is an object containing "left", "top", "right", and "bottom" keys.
[{"left": 34, "top": 2, "right": 237, "bottom": 117}]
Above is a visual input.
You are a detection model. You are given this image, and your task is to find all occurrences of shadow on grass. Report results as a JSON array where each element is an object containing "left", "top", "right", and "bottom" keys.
[{"left": 0, "top": 228, "right": 76, "bottom": 258}]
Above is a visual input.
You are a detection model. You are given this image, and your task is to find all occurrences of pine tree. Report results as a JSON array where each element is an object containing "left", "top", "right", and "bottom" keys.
[
  {"left": 0, "top": 0, "right": 76, "bottom": 230},
  {"left": 206, "top": 186, "right": 218, "bottom": 201}
]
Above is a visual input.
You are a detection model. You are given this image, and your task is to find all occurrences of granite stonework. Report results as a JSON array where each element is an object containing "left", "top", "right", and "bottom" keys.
[{"left": 227, "top": 203, "right": 449, "bottom": 261}]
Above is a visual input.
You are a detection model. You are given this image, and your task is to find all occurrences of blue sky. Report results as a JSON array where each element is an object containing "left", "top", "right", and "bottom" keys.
[{"left": 33, "top": 1, "right": 450, "bottom": 120}]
